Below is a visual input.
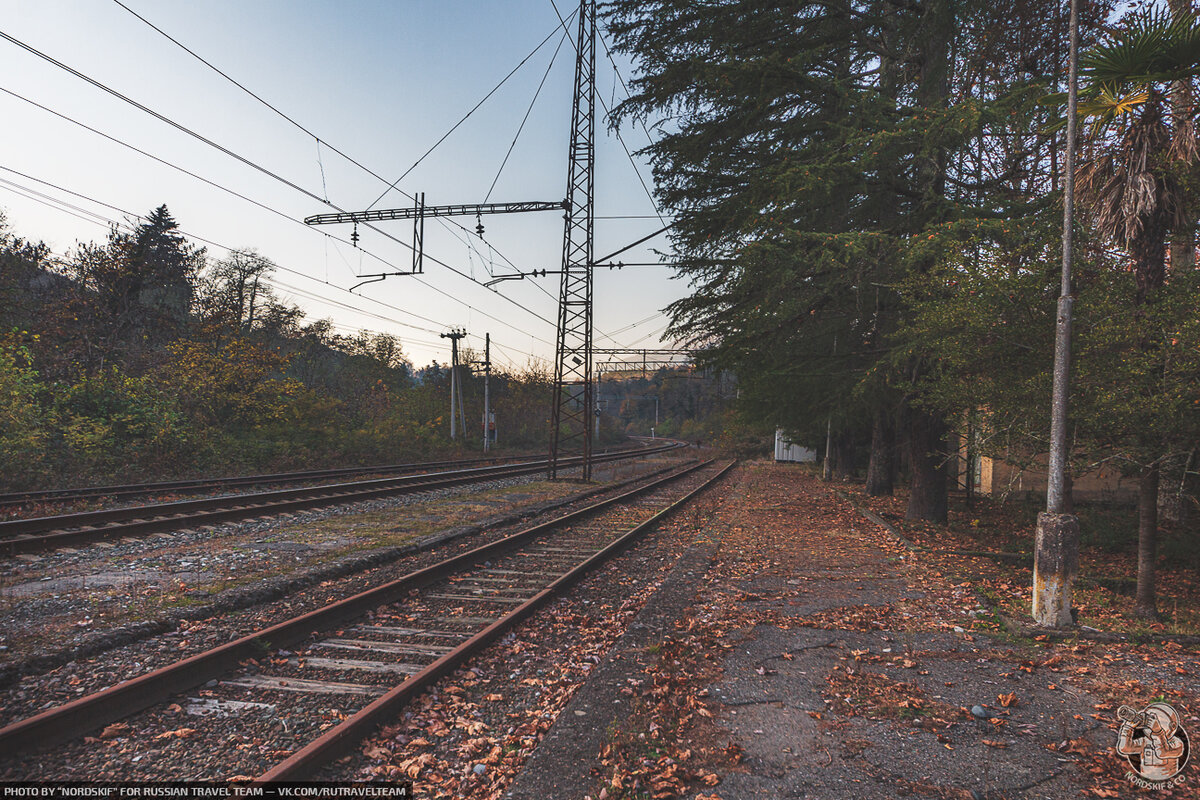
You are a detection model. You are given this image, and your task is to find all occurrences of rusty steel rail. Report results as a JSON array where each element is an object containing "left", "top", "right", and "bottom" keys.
[
  {"left": 0, "top": 441, "right": 653, "bottom": 508},
  {"left": 0, "top": 459, "right": 730, "bottom": 759},
  {"left": 0, "top": 443, "right": 685, "bottom": 555},
  {"left": 259, "top": 460, "right": 735, "bottom": 781},
  {"left": 0, "top": 455, "right": 514, "bottom": 507}
]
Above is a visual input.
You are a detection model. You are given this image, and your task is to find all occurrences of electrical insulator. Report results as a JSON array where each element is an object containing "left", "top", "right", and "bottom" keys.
[
  {"left": 351, "top": 223, "right": 360, "bottom": 248},
  {"left": 475, "top": 214, "right": 485, "bottom": 237}
]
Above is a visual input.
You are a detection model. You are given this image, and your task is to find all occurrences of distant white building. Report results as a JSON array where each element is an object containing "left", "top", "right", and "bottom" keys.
[{"left": 775, "top": 429, "right": 817, "bottom": 463}]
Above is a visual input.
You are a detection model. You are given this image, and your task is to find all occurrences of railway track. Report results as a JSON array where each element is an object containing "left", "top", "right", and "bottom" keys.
[
  {"left": 0, "top": 455, "right": 518, "bottom": 509},
  {"left": 0, "top": 443, "right": 684, "bottom": 556},
  {"left": 0, "top": 443, "right": 658, "bottom": 509},
  {"left": 0, "top": 459, "right": 732, "bottom": 781}
]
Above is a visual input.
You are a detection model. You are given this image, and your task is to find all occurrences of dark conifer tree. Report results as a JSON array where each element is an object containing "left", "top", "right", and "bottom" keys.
[
  {"left": 67, "top": 204, "right": 205, "bottom": 367},
  {"left": 604, "top": 0, "right": 1094, "bottom": 521},
  {"left": 127, "top": 204, "right": 202, "bottom": 343}
]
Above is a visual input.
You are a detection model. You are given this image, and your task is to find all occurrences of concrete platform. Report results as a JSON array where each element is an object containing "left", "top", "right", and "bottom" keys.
[{"left": 506, "top": 466, "right": 1131, "bottom": 800}]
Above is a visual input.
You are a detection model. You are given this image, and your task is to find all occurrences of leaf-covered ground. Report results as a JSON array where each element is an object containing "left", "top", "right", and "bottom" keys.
[
  {"left": 579, "top": 463, "right": 1199, "bottom": 799},
  {"left": 844, "top": 482, "right": 1200, "bottom": 638},
  {"left": 325, "top": 481, "right": 729, "bottom": 798},
  {"left": 321, "top": 463, "right": 1197, "bottom": 798}
]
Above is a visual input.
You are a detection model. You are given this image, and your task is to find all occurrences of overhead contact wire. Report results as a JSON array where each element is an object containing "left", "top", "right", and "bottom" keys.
[
  {"left": 8, "top": 10, "right": 643, "bottom": 352},
  {"left": 0, "top": 164, "right": 546, "bottom": 353},
  {"left": 107, "top": 2, "right": 639, "bottom": 349},
  {"left": 363, "top": 9, "right": 579, "bottom": 211},
  {"left": 0, "top": 85, "right": 553, "bottom": 346}
]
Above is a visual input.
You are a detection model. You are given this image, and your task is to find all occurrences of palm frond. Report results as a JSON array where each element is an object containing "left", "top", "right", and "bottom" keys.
[
  {"left": 1082, "top": 7, "right": 1200, "bottom": 90},
  {"left": 1077, "top": 88, "right": 1150, "bottom": 135}
]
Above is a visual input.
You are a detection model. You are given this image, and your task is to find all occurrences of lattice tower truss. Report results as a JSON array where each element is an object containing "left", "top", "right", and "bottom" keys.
[{"left": 548, "top": 0, "right": 597, "bottom": 480}]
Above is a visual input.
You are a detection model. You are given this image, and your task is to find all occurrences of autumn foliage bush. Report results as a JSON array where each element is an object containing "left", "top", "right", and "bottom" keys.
[{"left": 0, "top": 208, "right": 561, "bottom": 490}]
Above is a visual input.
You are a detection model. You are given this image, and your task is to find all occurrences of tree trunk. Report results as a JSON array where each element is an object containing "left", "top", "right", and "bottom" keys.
[
  {"left": 245, "top": 277, "right": 259, "bottom": 334},
  {"left": 1178, "top": 450, "right": 1198, "bottom": 531},
  {"left": 866, "top": 408, "right": 895, "bottom": 496},
  {"left": 834, "top": 431, "right": 856, "bottom": 480},
  {"left": 905, "top": 408, "right": 948, "bottom": 523},
  {"left": 1135, "top": 464, "right": 1159, "bottom": 618},
  {"left": 902, "top": 0, "right": 951, "bottom": 525},
  {"left": 1169, "top": 0, "right": 1196, "bottom": 274},
  {"left": 945, "top": 429, "right": 960, "bottom": 493}
]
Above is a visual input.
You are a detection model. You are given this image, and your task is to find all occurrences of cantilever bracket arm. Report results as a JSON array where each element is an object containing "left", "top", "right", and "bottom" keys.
[
  {"left": 483, "top": 268, "right": 560, "bottom": 287},
  {"left": 594, "top": 223, "right": 672, "bottom": 264},
  {"left": 349, "top": 272, "right": 413, "bottom": 293},
  {"left": 305, "top": 199, "right": 569, "bottom": 226}
]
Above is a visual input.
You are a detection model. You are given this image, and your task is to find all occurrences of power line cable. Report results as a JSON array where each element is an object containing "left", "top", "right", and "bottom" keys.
[
  {"left": 606, "top": 311, "right": 665, "bottom": 337},
  {"left": 596, "top": 30, "right": 663, "bottom": 157},
  {"left": 363, "top": 8, "right": 579, "bottom": 211},
  {"left": 0, "top": 33, "right": 541, "bottom": 332},
  {"left": 109, "top": 0, "right": 544, "bottom": 287},
  {"left": 0, "top": 87, "right": 313, "bottom": 231},
  {"left": 111, "top": 0, "right": 330, "bottom": 152},
  {"left": 0, "top": 181, "right": 117, "bottom": 231},
  {"left": 489, "top": 337, "right": 548, "bottom": 370},
  {"left": 0, "top": 180, "right": 531, "bottom": 366},
  {"left": 484, "top": 26, "right": 569, "bottom": 203},
  {"left": 0, "top": 177, "right": 117, "bottom": 228},
  {"left": 0, "top": 27, "right": 330, "bottom": 207},
  {"left": 0, "top": 95, "right": 468, "bottom": 335},
  {"left": 626, "top": 323, "right": 671, "bottom": 347},
  {"left": 0, "top": 196, "right": 461, "bottom": 359},
  {"left": 0, "top": 83, "right": 419, "bottom": 290},
  {"left": 102, "top": 2, "right": 647, "bottom": 350},
  {"left": 0, "top": 164, "right": 132, "bottom": 221},
  {"left": 546, "top": 0, "right": 665, "bottom": 225},
  {"left": 5, "top": 13, "right": 654, "bottom": 352},
  {"left": 594, "top": 28, "right": 673, "bottom": 229},
  {"left": 0, "top": 164, "right": 550, "bottom": 357},
  {"left": 0, "top": 87, "right": 557, "bottom": 346}
]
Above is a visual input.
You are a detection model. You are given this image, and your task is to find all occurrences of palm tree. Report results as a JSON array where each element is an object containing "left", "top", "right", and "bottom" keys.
[
  {"left": 1073, "top": 5, "right": 1200, "bottom": 618},
  {"left": 1077, "top": 7, "right": 1200, "bottom": 297}
]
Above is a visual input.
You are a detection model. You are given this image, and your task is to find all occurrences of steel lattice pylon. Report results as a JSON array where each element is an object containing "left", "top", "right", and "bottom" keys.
[{"left": 548, "top": 0, "right": 596, "bottom": 480}]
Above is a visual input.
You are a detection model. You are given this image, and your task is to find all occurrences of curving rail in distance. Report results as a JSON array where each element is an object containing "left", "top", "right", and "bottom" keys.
[{"left": 0, "top": 442, "right": 688, "bottom": 555}]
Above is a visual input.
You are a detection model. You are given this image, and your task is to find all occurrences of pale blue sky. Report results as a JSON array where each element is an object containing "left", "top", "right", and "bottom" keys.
[{"left": 0, "top": 0, "right": 680, "bottom": 368}]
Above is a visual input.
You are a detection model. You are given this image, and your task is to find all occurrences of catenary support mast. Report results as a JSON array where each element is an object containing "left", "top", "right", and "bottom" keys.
[{"left": 548, "top": 0, "right": 596, "bottom": 480}]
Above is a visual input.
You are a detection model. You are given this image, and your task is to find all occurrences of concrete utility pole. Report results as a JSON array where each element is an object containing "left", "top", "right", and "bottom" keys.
[
  {"left": 1033, "top": 0, "right": 1081, "bottom": 628},
  {"left": 440, "top": 328, "right": 467, "bottom": 440},
  {"left": 595, "top": 371, "right": 602, "bottom": 441},
  {"left": 823, "top": 334, "right": 837, "bottom": 482},
  {"left": 457, "top": 352, "right": 467, "bottom": 439},
  {"left": 482, "top": 333, "right": 492, "bottom": 453}
]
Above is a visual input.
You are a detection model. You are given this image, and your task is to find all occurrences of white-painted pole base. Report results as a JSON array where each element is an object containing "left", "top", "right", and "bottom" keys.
[{"left": 1032, "top": 511, "right": 1079, "bottom": 627}]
